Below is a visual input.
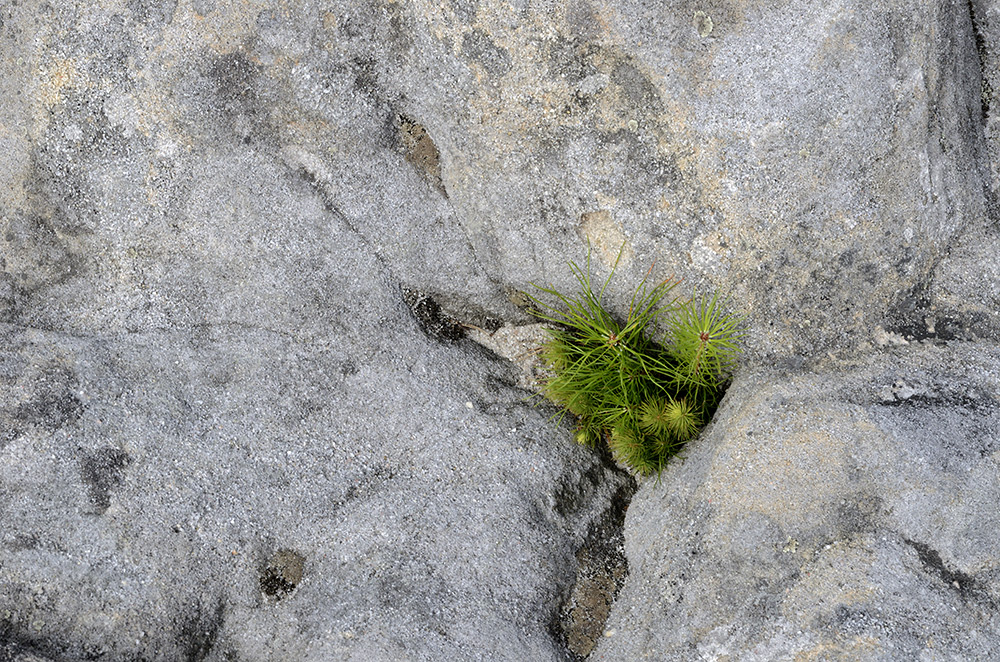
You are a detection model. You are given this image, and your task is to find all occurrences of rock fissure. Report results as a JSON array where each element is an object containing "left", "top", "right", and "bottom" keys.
[{"left": 3, "top": 1, "right": 1000, "bottom": 660}]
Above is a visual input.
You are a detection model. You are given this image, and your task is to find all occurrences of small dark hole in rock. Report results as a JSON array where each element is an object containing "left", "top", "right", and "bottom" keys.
[
  {"left": 402, "top": 287, "right": 465, "bottom": 342},
  {"left": 260, "top": 549, "right": 306, "bottom": 600}
]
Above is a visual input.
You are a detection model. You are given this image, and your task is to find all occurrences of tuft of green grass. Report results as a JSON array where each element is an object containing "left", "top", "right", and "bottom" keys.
[{"left": 526, "top": 248, "right": 743, "bottom": 476}]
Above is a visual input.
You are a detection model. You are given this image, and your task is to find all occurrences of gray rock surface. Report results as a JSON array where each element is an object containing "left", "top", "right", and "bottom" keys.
[
  {"left": 2, "top": 0, "right": 1000, "bottom": 660},
  {"left": 592, "top": 343, "right": 1000, "bottom": 660},
  {"left": 0, "top": 315, "right": 632, "bottom": 661},
  {"left": 1, "top": 2, "right": 634, "bottom": 660}
]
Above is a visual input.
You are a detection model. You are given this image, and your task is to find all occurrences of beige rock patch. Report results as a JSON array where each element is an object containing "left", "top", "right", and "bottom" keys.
[
  {"left": 578, "top": 210, "right": 632, "bottom": 269},
  {"left": 37, "top": 57, "right": 86, "bottom": 107}
]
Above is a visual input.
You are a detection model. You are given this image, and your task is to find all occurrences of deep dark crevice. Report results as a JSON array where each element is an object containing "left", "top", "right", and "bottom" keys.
[
  {"left": 401, "top": 288, "right": 466, "bottom": 342},
  {"left": 966, "top": 0, "right": 991, "bottom": 123},
  {"left": 549, "top": 452, "right": 637, "bottom": 661},
  {"left": 454, "top": 310, "right": 648, "bottom": 658},
  {"left": 904, "top": 538, "right": 981, "bottom": 601},
  {"left": 931, "top": 310, "right": 997, "bottom": 342},
  {"left": 964, "top": 0, "right": 1000, "bottom": 228}
]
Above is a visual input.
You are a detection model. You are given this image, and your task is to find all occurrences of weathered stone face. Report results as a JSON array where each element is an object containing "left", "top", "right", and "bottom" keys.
[
  {"left": 4, "top": 0, "right": 998, "bottom": 353},
  {"left": 594, "top": 343, "right": 1000, "bottom": 660},
  {"left": 1, "top": 0, "right": 999, "bottom": 659}
]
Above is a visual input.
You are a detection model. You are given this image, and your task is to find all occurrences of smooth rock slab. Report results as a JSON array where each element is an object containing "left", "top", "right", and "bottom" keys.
[
  {"left": 593, "top": 341, "right": 1000, "bottom": 660},
  {"left": 0, "top": 315, "right": 630, "bottom": 661}
]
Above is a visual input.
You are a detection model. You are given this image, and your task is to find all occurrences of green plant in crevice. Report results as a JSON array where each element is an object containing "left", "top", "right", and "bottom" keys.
[
  {"left": 526, "top": 249, "right": 743, "bottom": 476},
  {"left": 668, "top": 290, "right": 743, "bottom": 394}
]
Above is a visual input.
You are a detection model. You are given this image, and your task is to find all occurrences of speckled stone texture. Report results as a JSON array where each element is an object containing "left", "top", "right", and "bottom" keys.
[
  {"left": 592, "top": 344, "right": 1000, "bottom": 660},
  {"left": 2, "top": 0, "right": 999, "bottom": 660}
]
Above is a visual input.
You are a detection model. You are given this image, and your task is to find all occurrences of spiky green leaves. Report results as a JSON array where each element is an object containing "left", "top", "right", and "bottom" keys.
[
  {"left": 638, "top": 397, "right": 700, "bottom": 440},
  {"left": 668, "top": 291, "right": 744, "bottom": 391},
  {"left": 527, "top": 249, "right": 743, "bottom": 477}
]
